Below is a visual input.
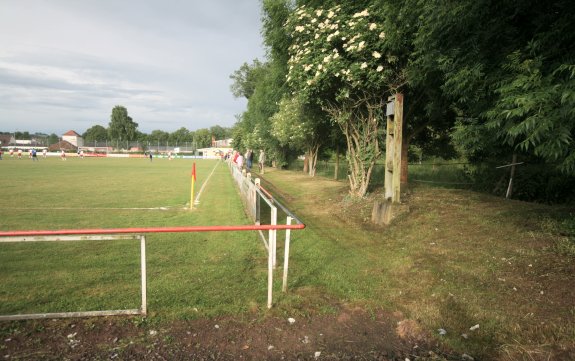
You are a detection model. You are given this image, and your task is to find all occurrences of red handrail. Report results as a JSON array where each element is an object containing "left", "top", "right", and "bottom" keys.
[{"left": 0, "top": 223, "right": 306, "bottom": 237}]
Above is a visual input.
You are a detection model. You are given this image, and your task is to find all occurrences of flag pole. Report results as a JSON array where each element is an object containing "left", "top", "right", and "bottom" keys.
[{"left": 190, "top": 162, "right": 196, "bottom": 209}]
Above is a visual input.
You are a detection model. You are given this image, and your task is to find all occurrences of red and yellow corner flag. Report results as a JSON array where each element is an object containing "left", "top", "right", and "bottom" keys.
[{"left": 190, "top": 162, "right": 196, "bottom": 209}]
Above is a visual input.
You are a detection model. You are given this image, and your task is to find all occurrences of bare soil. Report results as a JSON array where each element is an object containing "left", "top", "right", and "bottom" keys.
[{"left": 1, "top": 307, "right": 449, "bottom": 360}]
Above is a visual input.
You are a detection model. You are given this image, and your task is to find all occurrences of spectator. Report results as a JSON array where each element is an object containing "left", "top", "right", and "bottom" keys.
[
  {"left": 258, "top": 149, "right": 266, "bottom": 174},
  {"left": 246, "top": 149, "right": 254, "bottom": 172},
  {"left": 237, "top": 152, "right": 244, "bottom": 170}
]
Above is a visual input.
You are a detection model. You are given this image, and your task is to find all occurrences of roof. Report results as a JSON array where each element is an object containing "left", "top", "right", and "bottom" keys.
[
  {"left": 63, "top": 130, "right": 81, "bottom": 137},
  {"left": 48, "top": 140, "right": 77, "bottom": 151}
]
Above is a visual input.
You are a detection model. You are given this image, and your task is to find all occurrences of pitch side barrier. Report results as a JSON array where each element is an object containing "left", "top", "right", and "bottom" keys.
[
  {"left": 226, "top": 160, "right": 308, "bottom": 313},
  {"left": 0, "top": 222, "right": 304, "bottom": 322}
]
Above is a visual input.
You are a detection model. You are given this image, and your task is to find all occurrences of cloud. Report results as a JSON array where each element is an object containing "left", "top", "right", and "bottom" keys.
[{"left": 0, "top": 0, "right": 263, "bottom": 134}]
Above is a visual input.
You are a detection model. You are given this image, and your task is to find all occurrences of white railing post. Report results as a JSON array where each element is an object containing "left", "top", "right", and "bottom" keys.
[
  {"left": 271, "top": 206, "right": 277, "bottom": 268},
  {"left": 282, "top": 216, "right": 292, "bottom": 292},
  {"left": 140, "top": 235, "right": 147, "bottom": 315},
  {"left": 267, "top": 231, "right": 273, "bottom": 309}
]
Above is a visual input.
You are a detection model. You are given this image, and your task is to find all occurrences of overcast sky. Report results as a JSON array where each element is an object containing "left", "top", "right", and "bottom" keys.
[{"left": 0, "top": 0, "right": 265, "bottom": 136}]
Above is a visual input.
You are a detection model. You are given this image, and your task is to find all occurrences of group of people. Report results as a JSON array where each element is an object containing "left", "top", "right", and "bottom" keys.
[
  {"left": 2, "top": 148, "right": 48, "bottom": 160},
  {"left": 230, "top": 149, "right": 266, "bottom": 174}
]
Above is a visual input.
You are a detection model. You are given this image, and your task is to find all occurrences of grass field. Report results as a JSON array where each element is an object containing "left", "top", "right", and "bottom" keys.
[
  {"left": 0, "top": 157, "right": 268, "bottom": 319},
  {"left": 1, "top": 157, "right": 575, "bottom": 359}
]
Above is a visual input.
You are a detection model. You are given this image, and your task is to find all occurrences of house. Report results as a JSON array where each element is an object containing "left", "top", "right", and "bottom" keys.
[
  {"left": 62, "top": 130, "right": 84, "bottom": 147},
  {"left": 0, "top": 134, "right": 14, "bottom": 148}
]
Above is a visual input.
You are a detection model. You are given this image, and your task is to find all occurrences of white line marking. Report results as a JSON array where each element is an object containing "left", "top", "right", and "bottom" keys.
[{"left": 194, "top": 161, "right": 220, "bottom": 206}]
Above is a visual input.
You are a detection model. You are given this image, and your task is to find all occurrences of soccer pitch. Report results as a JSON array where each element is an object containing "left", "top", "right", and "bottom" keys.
[{"left": 0, "top": 157, "right": 268, "bottom": 319}]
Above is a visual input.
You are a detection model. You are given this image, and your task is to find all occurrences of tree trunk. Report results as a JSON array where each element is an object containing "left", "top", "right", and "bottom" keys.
[
  {"left": 324, "top": 95, "right": 383, "bottom": 198},
  {"left": 303, "top": 154, "right": 309, "bottom": 174},
  {"left": 306, "top": 143, "right": 320, "bottom": 177},
  {"left": 334, "top": 145, "right": 339, "bottom": 180}
]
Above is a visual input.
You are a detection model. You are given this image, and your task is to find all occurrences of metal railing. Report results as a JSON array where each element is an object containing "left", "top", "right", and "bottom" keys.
[{"left": 0, "top": 169, "right": 305, "bottom": 320}]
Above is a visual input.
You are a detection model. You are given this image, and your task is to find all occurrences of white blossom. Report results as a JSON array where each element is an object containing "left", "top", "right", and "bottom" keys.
[
  {"left": 372, "top": 51, "right": 381, "bottom": 58},
  {"left": 369, "top": 23, "right": 377, "bottom": 30},
  {"left": 352, "top": 9, "right": 369, "bottom": 18},
  {"left": 379, "top": 31, "right": 386, "bottom": 39},
  {"left": 295, "top": 26, "right": 305, "bottom": 32},
  {"left": 360, "top": 62, "right": 368, "bottom": 69},
  {"left": 376, "top": 65, "right": 383, "bottom": 72}
]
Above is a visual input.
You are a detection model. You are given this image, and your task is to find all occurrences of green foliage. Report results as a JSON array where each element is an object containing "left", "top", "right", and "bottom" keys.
[
  {"left": 193, "top": 128, "right": 212, "bottom": 148},
  {"left": 485, "top": 53, "right": 575, "bottom": 174},
  {"left": 108, "top": 105, "right": 139, "bottom": 141},
  {"left": 149, "top": 130, "right": 170, "bottom": 143},
  {"left": 169, "top": 127, "right": 192, "bottom": 144},
  {"left": 83, "top": 125, "right": 108, "bottom": 142},
  {"left": 229, "top": 59, "right": 266, "bottom": 99}
]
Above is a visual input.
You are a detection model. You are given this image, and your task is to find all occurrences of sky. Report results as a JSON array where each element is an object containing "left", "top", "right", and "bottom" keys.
[{"left": 0, "top": 0, "right": 266, "bottom": 136}]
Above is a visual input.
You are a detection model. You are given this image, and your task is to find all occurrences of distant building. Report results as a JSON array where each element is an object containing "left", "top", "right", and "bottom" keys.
[
  {"left": 62, "top": 130, "right": 84, "bottom": 147},
  {"left": 212, "top": 138, "right": 233, "bottom": 147},
  {"left": 0, "top": 134, "right": 14, "bottom": 147},
  {"left": 48, "top": 140, "right": 77, "bottom": 152}
]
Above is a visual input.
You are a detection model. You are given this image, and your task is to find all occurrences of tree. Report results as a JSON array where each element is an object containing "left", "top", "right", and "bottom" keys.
[
  {"left": 48, "top": 133, "right": 59, "bottom": 145},
  {"left": 286, "top": 4, "right": 397, "bottom": 196},
  {"left": 271, "top": 96, "right": 329, "bottom": 176},
  {"left": 229, "top": 59, "right": 266, "bottom": 99},
  {"left": 169, "top": 127, "right": 192, "bottom": 145},
  {"left": 149, "top": 130, "right": 170, "bottom": 144},
  {"left": 209, "top": 125, "right": 228, "bottom": 141},
  {"left": 83, "top": 125, "right": 108, "bottom": 142},
  {"left": 108, "top": 105, "right": 138, "bottom": 141},
  {"left": 409, "top": 0, "right": 575, "bottom": 174},
  {"left": 193, "top": 128, "right": 212, "bottom": 148}
]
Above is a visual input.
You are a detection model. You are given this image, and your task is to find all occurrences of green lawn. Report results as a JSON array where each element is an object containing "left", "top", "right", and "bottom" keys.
[
  {"left": 2, "top": 157, "right": 574, "bottom": 359},
  {"left": 0, "top": 157, "right": 266, "bottom": 318}
]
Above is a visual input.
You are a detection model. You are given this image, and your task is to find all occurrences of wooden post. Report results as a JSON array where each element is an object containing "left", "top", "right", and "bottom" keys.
[
  {"left": 384, "top": 103, "right": 394, "bottom": 200},
  {"left": 392, "top": 93, "right": 404, "bottom": 202},
  {"left": 506, "top": 154, "right": 517, "bottom": 199}
]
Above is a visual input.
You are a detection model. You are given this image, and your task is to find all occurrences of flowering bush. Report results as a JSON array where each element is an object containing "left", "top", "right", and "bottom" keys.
[
  {"left": 284, "top": 4, "right": 396, "bottom": 196},
  {"left": 285, "top": 5, "right": 395, "bottom": 102}
]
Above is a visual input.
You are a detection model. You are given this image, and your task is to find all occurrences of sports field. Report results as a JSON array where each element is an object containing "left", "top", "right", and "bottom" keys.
[{"left": 0, "top": 157, "right": 269, "bottom": 319}]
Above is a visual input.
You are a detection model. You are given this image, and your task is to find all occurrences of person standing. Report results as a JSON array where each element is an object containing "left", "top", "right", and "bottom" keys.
[
  {"left": 246, "top": 149, "right": 254, "bottom": 172},
  {"left": 60, "top": 150, "right": 67, "bottom": 161},
  {"left": 42, "top": 149, "right": 47, "bottom": 158},
  {"left": 258, "top": 149, "right": 266, "bottom": 174},
  {"left": 149, "top": 152, "right": 153, "bottom": 162},
  {"left": 31, "top": 149, "right": 38, "bottom": 161},
  {"left": 237, "top": 152, "right": 244, "bottom": 170},
  {"left": 17, "top": 149, "right": 22, "bottom": 159}
]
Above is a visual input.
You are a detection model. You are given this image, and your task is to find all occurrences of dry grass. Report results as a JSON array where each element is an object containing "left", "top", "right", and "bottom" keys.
[{"left": 259, "top": 167, "right": 575, "bottom": 360}]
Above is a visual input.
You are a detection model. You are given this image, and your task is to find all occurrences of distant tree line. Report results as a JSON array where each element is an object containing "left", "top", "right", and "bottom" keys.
[
  {"left": 2, "top": 105, "right": 233, "bottom": 150},
  {"left": 82, "top": 105, "right": 233, "bottom": 149}
]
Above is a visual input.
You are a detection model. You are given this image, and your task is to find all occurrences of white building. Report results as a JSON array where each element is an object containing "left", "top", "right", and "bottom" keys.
[{"left": 62, "top": 130, "right": 84, "bottom": 147}]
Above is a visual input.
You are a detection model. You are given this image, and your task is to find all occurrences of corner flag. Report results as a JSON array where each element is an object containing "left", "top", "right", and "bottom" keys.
[{"left": 190, "top": 162, "right": 197, "bottom": 209}]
